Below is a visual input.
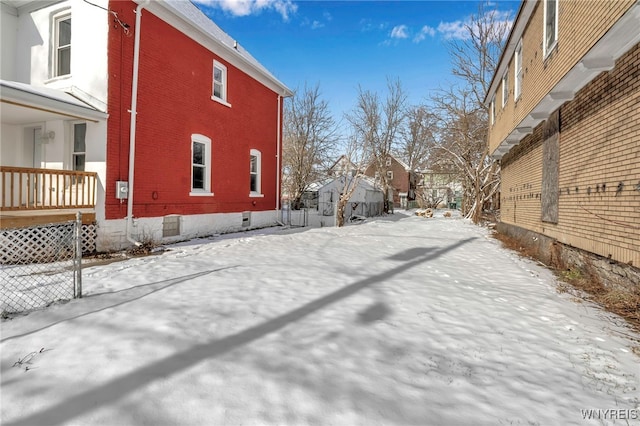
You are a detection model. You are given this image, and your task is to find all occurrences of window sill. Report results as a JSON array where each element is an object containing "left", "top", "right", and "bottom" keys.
[
  {"left": 249, "top": 192, "right": 264, "bottom": 198},
  {"left": 543, "top": 41, "right": 558, "bottom": 61},
  {"left": 211, "top": 96, "right": 232, "bottom": 108},
  {"left": 45, "top": 74, "right": 72, "bottom": 85},
  {"left": 189, "top": 191, "right": 214, "bottom": 197}
]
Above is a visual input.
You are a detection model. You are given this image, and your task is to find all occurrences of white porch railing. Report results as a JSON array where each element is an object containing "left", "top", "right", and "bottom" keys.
[{"left": 1, "top": 166, "right": 97, "bottom": 211}]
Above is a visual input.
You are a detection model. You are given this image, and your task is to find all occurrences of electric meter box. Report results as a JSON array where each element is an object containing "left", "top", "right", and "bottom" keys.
[{"left": 116, "top": 181, "right": 129, "bottom": 199}]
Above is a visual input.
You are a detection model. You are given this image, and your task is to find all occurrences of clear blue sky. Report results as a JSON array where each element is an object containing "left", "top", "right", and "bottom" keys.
[{"left": 193, "top": 0, "right": 515, "bottom": 126}]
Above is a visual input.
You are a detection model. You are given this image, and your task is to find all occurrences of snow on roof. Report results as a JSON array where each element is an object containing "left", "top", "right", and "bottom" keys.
[
  {"left": 1, "top": 80, "right": 99, "bottom": 110},
  {"left": 314, "top": 175, "right": 382, "bottom": 193},
  {"left": 155, "top": 0, "right": 292, "bottom": 97},
  {"left": 0, "top": 79, "right": 108, "bottom": 121}
]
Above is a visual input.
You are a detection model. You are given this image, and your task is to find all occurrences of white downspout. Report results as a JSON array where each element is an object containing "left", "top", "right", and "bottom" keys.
[
  {"left": 276, "top": 94, "right": 282, "bottom": 211},
  {"left": 126, "top": 0, "right": 150, "bottom": 247}
]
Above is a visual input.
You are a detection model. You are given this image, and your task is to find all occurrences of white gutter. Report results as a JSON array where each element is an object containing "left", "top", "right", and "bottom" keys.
[
  {"left": 126, "top": 0, "right": 150, "bottom": 247},
  {"left": 275, "top": 95, "right": 282, "bottom": 211}
]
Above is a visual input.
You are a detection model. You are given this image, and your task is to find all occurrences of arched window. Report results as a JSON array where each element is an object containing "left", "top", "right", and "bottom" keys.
[
  {"left": 190, "top": 134, "right": 213, "bottom": 196},
  {"left": 249, "top": 149, "right": 263, "bottom": 196}
]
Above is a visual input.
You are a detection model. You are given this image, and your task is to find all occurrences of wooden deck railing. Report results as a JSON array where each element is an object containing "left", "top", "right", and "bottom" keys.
[{"left": 1, "top": 166, "right": 97, "bottom": 211}]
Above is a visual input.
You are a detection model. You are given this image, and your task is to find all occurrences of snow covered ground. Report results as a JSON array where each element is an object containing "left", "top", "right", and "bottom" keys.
[{"left": 1, "top": 211, "right": 638, "bottom": 425}]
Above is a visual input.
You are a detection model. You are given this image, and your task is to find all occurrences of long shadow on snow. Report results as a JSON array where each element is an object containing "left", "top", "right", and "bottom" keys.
[
  {"left": 6, "top": 237, "right": 476, "bottom": 426},
  {"left": 0, "top": 267, "right": 237, "bottom": 344}
]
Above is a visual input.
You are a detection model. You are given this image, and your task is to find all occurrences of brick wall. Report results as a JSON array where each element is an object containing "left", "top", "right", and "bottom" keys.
[
  {"left": 363, "top": 156, "right": 410, "bottom": 206},
  {"left": 106, "top": 1, "right": 282, "bottom": 220},
  {"left": 500, "top": 42, "right": 640, "bottom": 267},
  {"left": 489, "top": 0, "right": 634, "bottom": 153}
]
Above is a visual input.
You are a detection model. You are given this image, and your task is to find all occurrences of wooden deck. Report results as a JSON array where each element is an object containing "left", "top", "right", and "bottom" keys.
[
  {"left": 0, "top": 208, "right": 96, "bottom": 229},
  {"left": 1, "top": 166, "right": 97, "bottom": 229}
]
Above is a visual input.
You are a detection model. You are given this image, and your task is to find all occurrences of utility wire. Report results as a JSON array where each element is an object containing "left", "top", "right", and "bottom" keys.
[{"left": 82, "top": 0, "right": 130, "bottom": 35}]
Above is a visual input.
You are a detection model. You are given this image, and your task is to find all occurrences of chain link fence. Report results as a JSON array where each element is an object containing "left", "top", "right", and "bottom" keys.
[{"left": 1, "top": 213, "right": 85, "bottom": 315}]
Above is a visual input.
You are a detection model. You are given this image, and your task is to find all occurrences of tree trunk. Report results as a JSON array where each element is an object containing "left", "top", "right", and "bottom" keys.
[{"left": 336, "top": 198, "right": 346, "bottom": 227}]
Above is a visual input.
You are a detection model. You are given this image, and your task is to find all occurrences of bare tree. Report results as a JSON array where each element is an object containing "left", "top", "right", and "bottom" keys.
[
  {"left": 447, "top": 1, "right": 511, "bottom": 111},
  {"left": 432, "top": 1, "right": 510, "bottom": 223},
  {"left": 431, "top": 86, "right": 498, "bottom": 221},
  {"left": 399, "top": 105, "right": 437, "bottom": 170},
  {"left": 282, "top": 83, "right": 339, "bottom": 209},
  {"left": 346, "top": 77, "right": 407, "bottom": 213},
  {"left": 333, "top": 133, "right": 369, "bottom": 227}
]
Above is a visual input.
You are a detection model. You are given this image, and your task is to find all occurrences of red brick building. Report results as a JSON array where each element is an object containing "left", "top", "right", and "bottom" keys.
[{"left": 103, "top": 0, "right": 292, "bottom": 248}]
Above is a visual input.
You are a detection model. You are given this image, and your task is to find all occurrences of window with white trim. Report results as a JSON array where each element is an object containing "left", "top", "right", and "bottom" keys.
[
  {"left": 53, "top": 11, "right": 71, "bottom": 77},
  {"left": 385, "top": 158, "right": 392, "bottom": 166},
  {"left": 543, "top": 0, "right": 558, "bottom": 57},
  {"left": 72, "top": 123, "right": 86, "bottom": 172},
  {"left": 212, "top": 60, "right": 228, "bottom": 104},
  {"left": 490, "top": 96, "right": 496, "bottom": 125},
  {"left": 386, "top": 170, "right": 394, "bottom": 180},
  {"left": 250, "top": 149, "right": 262, "bottom": 196},
  {"left": 514, "top": 40, "right": 523, "bottom": 100},
  {"left": 501, "top": 72, "right": 509, "bottom": 108},
  {"left": 190, "top": 134, "right": 212, "bottom": 195}
]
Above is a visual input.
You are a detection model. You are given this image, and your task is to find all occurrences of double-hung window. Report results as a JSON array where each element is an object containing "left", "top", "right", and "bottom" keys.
[
  {"left": 501, "top": 72, "right": 509, "bottom": 108},
  {"left": 543, "top": 0, "right": 558, "bottom": 57},
  {"left": 190, "top": 134, "right": 212, "bottom": 195},
  {"left": 53, "top": 12, "right": 71, "bottom": 77},
  {"left": 212, "top": 60, "right": 230, "bottom": 106},
  {"left": 490, "top": 96, "right": 496, "bottom": 126},
  {"left": 72, "top": 123, "right": 86, "bottom": 172},
  {"left": 514, "top": 40, "right": 523, "bottom": 101},
  {"left": 250, "top": 149, "right": 262, "bottom": 196}
]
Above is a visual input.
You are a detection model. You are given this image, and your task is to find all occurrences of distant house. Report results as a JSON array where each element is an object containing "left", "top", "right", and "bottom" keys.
[
  {"left": 364, "top": 154, "right": 418, "bottom": 208},
  {"left": 485, "top": 0, "right": 640, "bottom": 270},
  {"left": 418, "top": 166, "right": 462, "bottom": 209},
  {"left": 316, "top": 176, "right": 384, "bottom": 219},
  {"left": 1, "top": 0, "right": 292, "bottom": 252},
  {"left": 327, "top": 155, "right": 359, "bottom": 177}
]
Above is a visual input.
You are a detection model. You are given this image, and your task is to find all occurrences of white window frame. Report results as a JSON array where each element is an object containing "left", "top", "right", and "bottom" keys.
[
  {"left": 501, "top": 72, "right": 509, "bottom": 108},
  {"left": 490, "top": 96, "right": 496, "bottom": 126},
  {"left": 212, "top": 60, "right": 231, "bottom": 107},
  {"left": 249, "top": 149, "right": 263, "bottom": 197},
  {"left": 385, "top": 158, "right": 392, "bottom": 166},
  {"left": 543, "top": 0, "right": 558, "bottom": 58},
  {"left": 71, "top": 122, "right": 86, "bottom": 172},
  {"left": 52, "top": 10, "right": 71, "bottom": 78},
  {"left": 386, "top": 170, "right": 394, "bottom": 180},
  {"left": 514, "top": 40, "right": 523, "bottom": 101},
  {"left": 190, "top": 134, "right": 213, "bottom": 196}
]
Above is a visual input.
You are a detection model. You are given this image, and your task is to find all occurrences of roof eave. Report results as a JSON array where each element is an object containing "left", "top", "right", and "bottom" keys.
[
  {"left": 1, "top": 80, "right": 108, "bottom": 122},
  {"left": 484, "top": 0, "right": 535, "bottom": 106},
  {"left": 141, "top": 0, "right": 292, "bottom": 98}
]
